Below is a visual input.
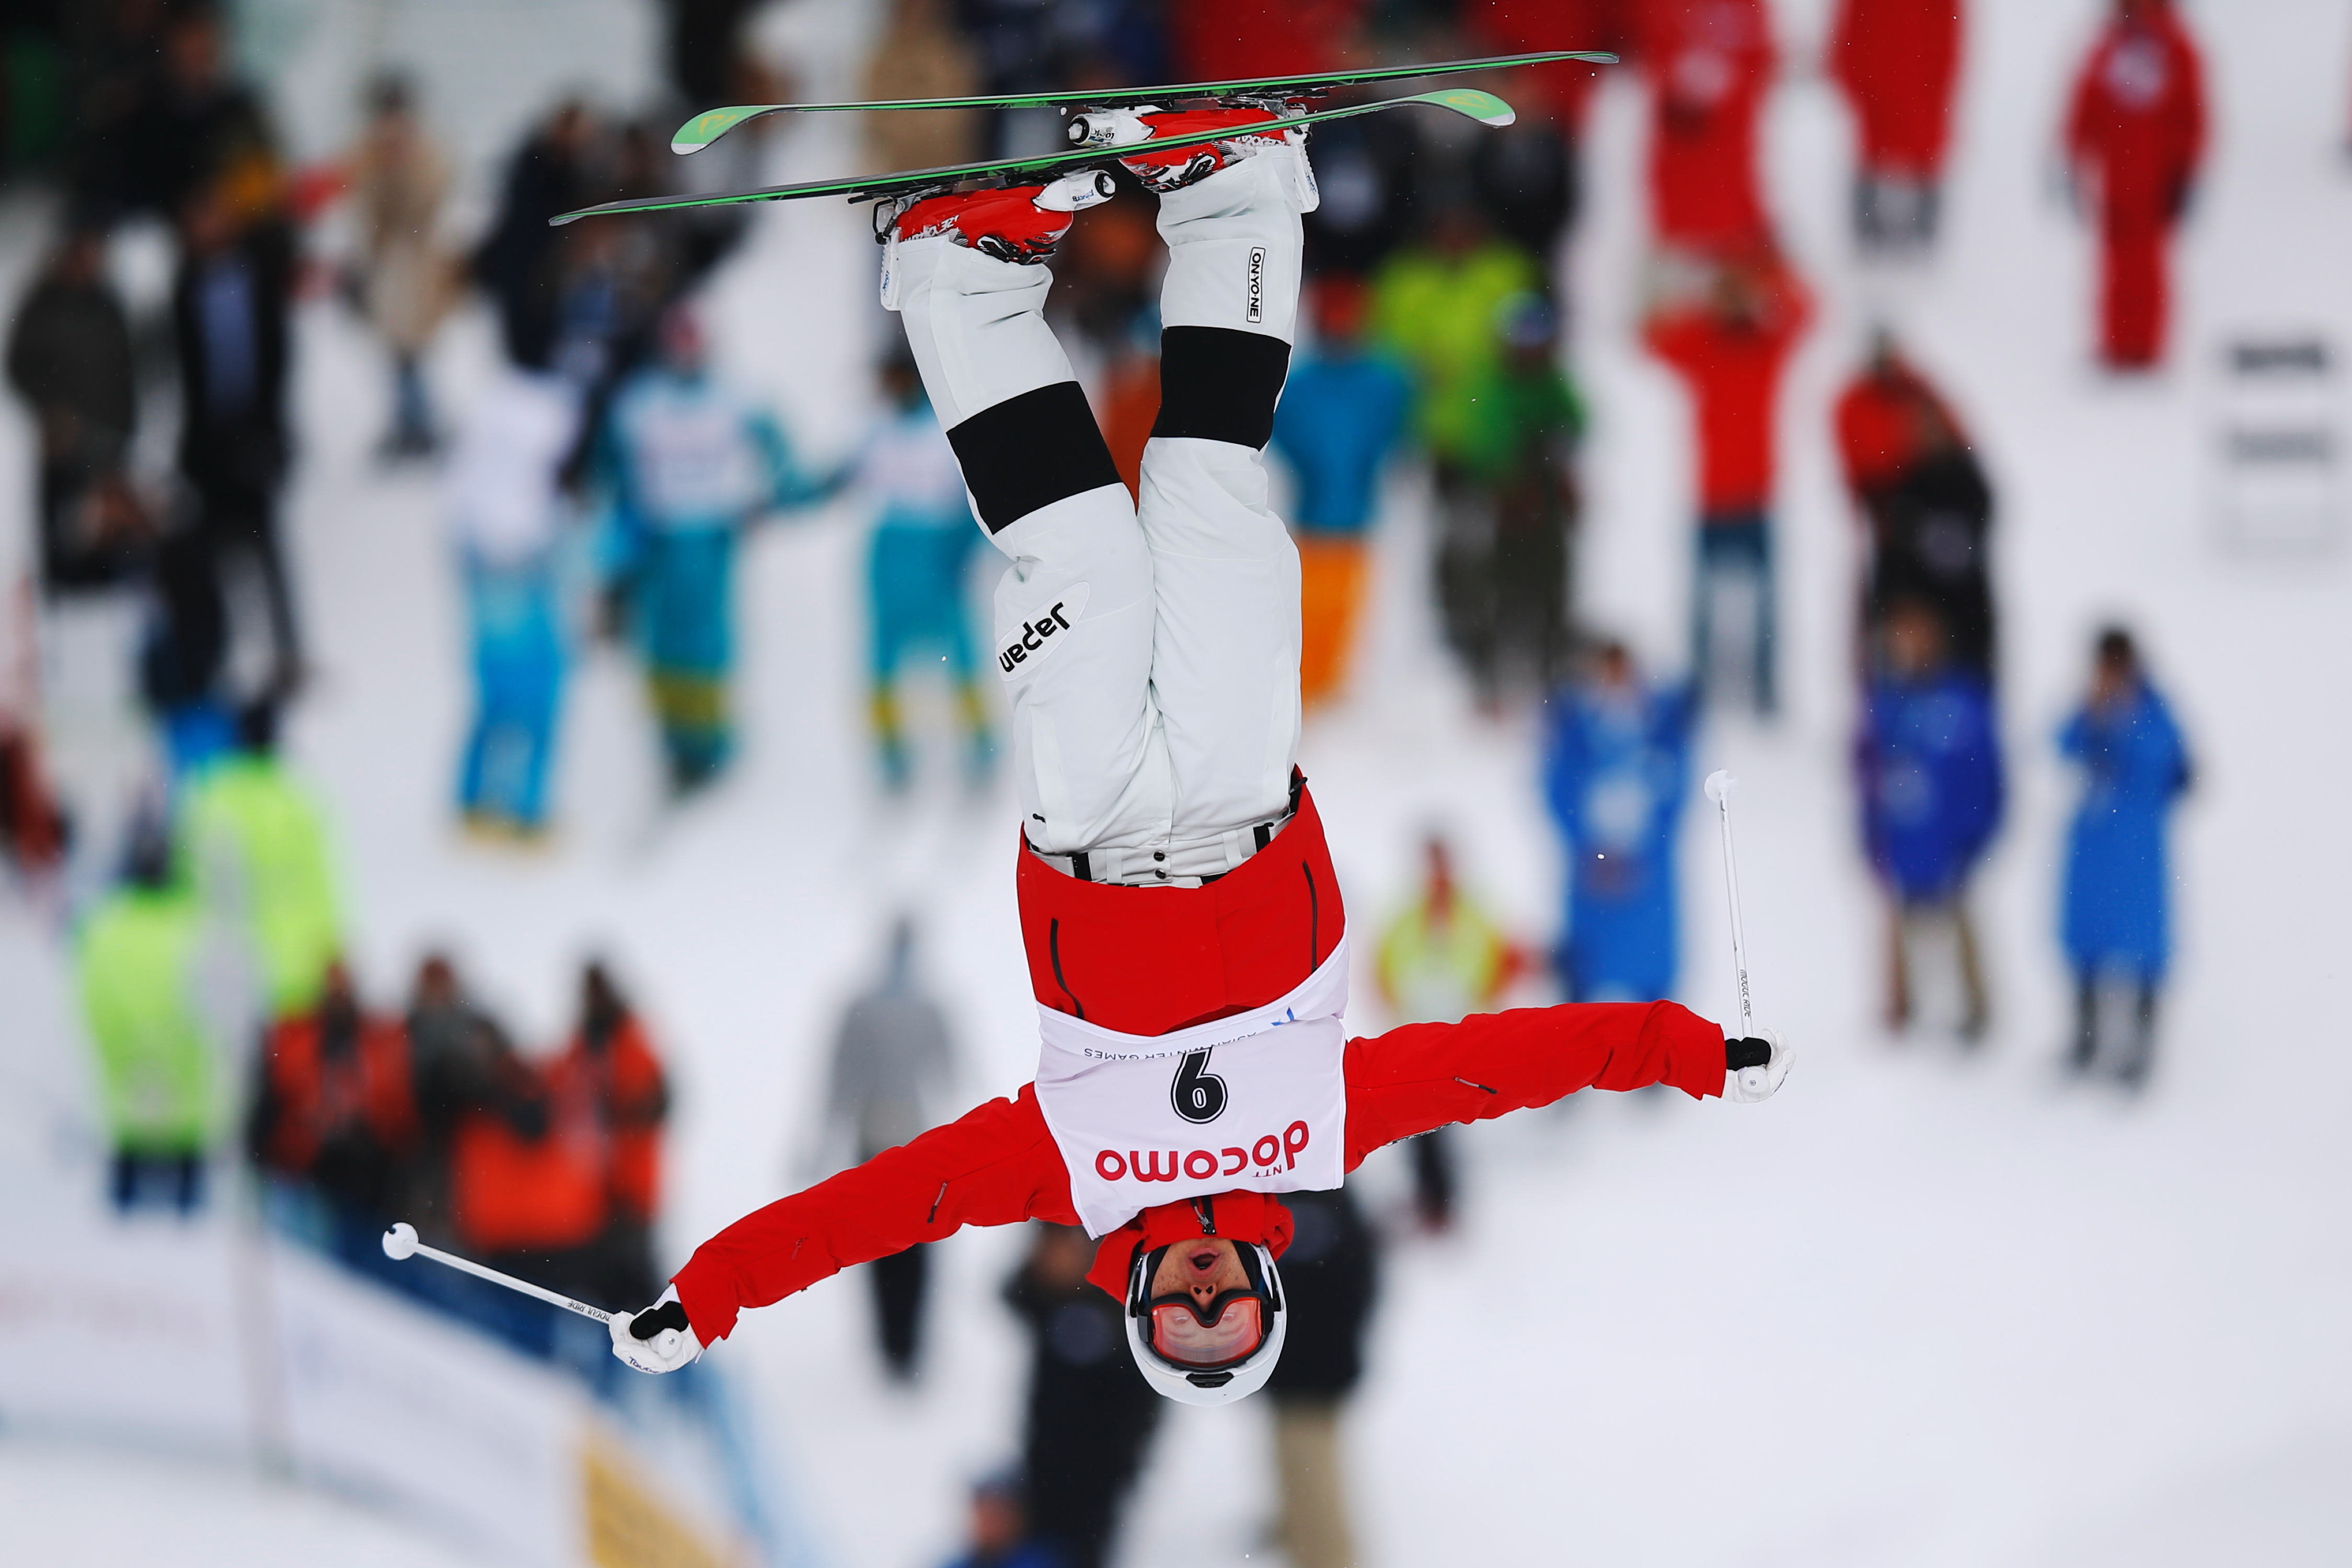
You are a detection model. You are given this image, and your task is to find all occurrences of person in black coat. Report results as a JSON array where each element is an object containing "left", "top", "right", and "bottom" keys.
[
  {"left": 1002, "top": 1223, "right": 1161, "bottom": 1568},
  {"left": 7, "top": 220, "right": 145, "bottom": 592},
  {"left": 173, "top": 186, "right": 300, "bottom": 689},
  {"left": 1262, "top": 1187, "right": 1379, "bottom": 1568}
]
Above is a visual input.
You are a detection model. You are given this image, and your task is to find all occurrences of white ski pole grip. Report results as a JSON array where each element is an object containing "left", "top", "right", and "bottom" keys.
[
  {"left": 381, "top": 1222, "right": 615, "bottom": 1325},
  {"left": 1703, "top": 770, "right": 1755, "bottom": 1045}
]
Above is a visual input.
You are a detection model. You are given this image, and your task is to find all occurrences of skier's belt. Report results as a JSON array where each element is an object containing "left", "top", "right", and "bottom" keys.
[{"left": 1027, "top": 808, "right": 1294, "bottom": 886}]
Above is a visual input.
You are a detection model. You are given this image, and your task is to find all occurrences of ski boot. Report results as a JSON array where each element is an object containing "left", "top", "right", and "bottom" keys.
[
  {"left": 1065, "top": 105, "right": 1309, "bottom": 195},
  {"left": 878, "top": 169, "right": 1117, "bottom": 264}
]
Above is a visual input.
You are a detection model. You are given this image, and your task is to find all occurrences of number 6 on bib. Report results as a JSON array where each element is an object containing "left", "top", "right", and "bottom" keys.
[{"left": 1172, "top": 1050, "right": 1228, "bottom": 1123}]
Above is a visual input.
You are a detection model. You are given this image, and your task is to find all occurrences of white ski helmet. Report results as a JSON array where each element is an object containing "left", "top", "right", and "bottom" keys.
[{"left": 1124, "top": 1239, "right": 1286, "bottom": 1405}]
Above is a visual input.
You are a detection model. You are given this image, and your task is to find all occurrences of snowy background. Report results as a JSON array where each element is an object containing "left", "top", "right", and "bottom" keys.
[{"left": 5, "top": 0, "right": 2352, "bottom": 1563}]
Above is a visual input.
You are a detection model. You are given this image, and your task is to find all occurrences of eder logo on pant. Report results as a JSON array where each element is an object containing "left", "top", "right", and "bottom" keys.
[
  {"left": 1245, "top": 246, "right": 1266, "bottom": 325},
  {"left": 1171, "top": 1049, "right": 1227, "bottom": 1123},
  {"left": 997, "top": 582, "right": 1090, "bottom": 681}
]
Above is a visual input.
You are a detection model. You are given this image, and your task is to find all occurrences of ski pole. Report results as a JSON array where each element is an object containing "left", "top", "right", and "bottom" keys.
[
  {"left": 1702, "top": 770, "right": 1755, "bottom": 1041},
  {"left": 381, "top": 1222, "right": 615, "bottom": 1325}
]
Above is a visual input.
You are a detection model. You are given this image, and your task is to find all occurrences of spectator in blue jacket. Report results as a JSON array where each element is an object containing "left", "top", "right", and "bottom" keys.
[
  {"left": 1542, "top": 640, "right": 1698, "bottom": 1003},
  {"left": 2059, "top": 626, "right": 2191, "bottom": 1087},
  {"left": 1857, "top": 598, "right": 2003, "bottom": 1038},
  {"left": 597, "top": 304, "right": 837, "bottom": 793},
  {"left": 1270, "top": 276, "right": 1411, "bottom": 709}
]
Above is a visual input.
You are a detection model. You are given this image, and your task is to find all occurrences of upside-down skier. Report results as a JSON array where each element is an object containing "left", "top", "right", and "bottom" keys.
[{"left": 607, "top": 109, "right": 1792, "bottom": 1403}]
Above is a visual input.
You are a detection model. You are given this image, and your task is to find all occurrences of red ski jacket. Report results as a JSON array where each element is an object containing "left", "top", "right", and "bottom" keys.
[
  {"left": 1644, "top": 274, "right": 1814, "bottom": 517},
  {"left": 2065, "top": 5, "right": 2206, "bottom": 229},
  {"left": 672, "top": 997, "right": 1728, "bottom": 1343},
  {"left": 1835, "top": 359, "right": 1966, "bottom": 499},
  {"left": 1829, "top": 0, "right": 1965, "bottom": 177},
  {"left": 1640, "top": 0, "right": 1778, "bottom": 248}
]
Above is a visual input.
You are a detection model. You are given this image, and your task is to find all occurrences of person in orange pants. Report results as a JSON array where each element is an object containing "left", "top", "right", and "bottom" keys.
[
  {"left": 1270, "top": 278, "right": 1410, "bottom": 710},
  {"left": 2065, "top": 0, "right": 2207, "bottom": 371}
]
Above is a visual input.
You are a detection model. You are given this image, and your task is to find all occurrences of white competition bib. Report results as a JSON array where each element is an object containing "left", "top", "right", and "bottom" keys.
[
  {"left": 1034, "top": 939, "right": 1350, "bottom": 1237},
  {"left": 634, "top": 397, "right": 763, "bottom": 523}
]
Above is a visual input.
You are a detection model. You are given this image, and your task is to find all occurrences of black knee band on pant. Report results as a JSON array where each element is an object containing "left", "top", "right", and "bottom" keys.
[
  {"left": 1152, "top": 326, "right": 1290, "bottom": 449},
  {"left": 948, "top": 382, "right": 1124, "bottom": 534}
]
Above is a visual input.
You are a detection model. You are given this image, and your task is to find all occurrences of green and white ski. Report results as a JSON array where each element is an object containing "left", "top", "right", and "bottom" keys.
[
  {"left": 553, "top": 85, "right": 1519, "bottom": 227},
  {"left": 670, "top": 49, "right": 1613, "bottom": 154}
]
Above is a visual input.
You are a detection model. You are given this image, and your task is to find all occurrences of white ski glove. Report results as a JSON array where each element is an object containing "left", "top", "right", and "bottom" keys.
[
  {"left": 609, "top": 1285, "right": 703, "bottom": 1374},
  {"left": 1723, "top": 1028, "right": 1791, "bottom": 1104}
]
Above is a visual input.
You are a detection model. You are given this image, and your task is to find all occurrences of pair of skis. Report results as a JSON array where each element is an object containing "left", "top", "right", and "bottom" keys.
[{"left": 550, "top": 49, "right": 1614, "bottom": 227}]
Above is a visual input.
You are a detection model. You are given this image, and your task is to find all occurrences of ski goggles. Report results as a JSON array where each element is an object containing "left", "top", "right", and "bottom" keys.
[{"left": 1145, "top": 1290, "right": 1266, "bottom": 1371}]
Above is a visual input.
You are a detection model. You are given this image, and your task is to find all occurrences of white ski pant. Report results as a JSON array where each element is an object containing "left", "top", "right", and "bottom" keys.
[{"left": 891, "top": 151, "right": 1311, "bottom": 879}]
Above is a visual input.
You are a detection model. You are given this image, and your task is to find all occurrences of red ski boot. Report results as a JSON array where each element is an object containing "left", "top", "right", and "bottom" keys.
[
  {"left": 1065, "top": 106, "right": 1304, "bottom": 194},
  {"left": 881, "top": 169, "right": 1116, "bottom": 263}
]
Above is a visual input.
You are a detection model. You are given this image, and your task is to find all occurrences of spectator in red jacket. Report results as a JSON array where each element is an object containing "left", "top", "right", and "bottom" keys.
[
  {"left": 605, "top": 123, "right": 1794, "bottom": 1412},
  {"left": 1834, "top": 333, "right": 1996, "bottom": 674},
  {"left": 1463, "top": 0, "right": 1630, "bottom": 137},
  {"left": 1166, "top": 0, "right": 1367, "bottom": 86},
  {"left": 1644, "top": 246, "right": 1814, "bottom": 713},
  {"left": 1829, "top": 0, "right": 1965, "bottom": 251},
  {"left": 2065, "top": 0, "right": 2208, "bottom": 370},
  {"left": 1639, "top": 0, "right": 1778, "bottom": 251}
]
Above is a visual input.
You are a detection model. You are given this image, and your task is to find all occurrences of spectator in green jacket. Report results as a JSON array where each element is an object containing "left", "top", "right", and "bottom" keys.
[
  {"left": 78, "top": 819, "right": 224, "bottom": 1215},
  {"left": 1367, "top": 204, "right": 1544, "bottom": 469},
  {"left": 179, "top": 700, "right": 342, "bottom": 1020}
]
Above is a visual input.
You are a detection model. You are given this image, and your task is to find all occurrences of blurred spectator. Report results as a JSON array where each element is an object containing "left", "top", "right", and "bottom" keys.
[
  {"left": 1369, "top": 205, "right": 1544, "bottom": 695},
  {"left": 88, "top": 2, "right": 278, "bottom": 223},
  {"left": 0, "top": 709, "right": 67, "bottom": 879},
  {"left": 139, "top": 518, "right": 234, "bottom": 779},
  {"left": 1166, "top": 0, "right": 1363, "bottom": 85},
  {"left": 1003, "top": 1224, "right": 1161, "bottom": 1568},
  {"left": 402, "top": 952, "right": 508, "bottom": 1247},
  {"left": 1440, "top": 293, "right": 1584, "bottom": 702},
  {"left": 1262, "top": 1187, "right": 1377, "bottom": 1568},
  {"left": 2058, "top": 627, "right": 2190, "bottom": 1088},
  {"left": 8, "top": 219, "right": 146, "bottom": 594},
  {"left": 1642, "top": 246, "right": 1812, "bottom": 715},
  {"left": 446, "top": 367, "right": 581, "bottom": 839},
  {"left": 664, "top": 0, "right": 763, "bottom": 106},
  {"left": 1375, "top": 835, "right": 1525, "bottom": 1231},
  {"left": 862, "top": 0, "right": 982, "bottom": 175},
  {"left": 343, "top": 75, "right": 455, "bottom": 460},
  {"left": 473, "top": 101, "right": 593, "bottom": 373},
  {"left": 77, "top": 814, "right": 221, "bottom": 1215},
  {"left": 826, "top": 917, "right": 959, "bottom": 1379},
  {"left": 1370, "top": 205, "right": 1541, "bottom": 474},
  {"left": 179, "top": 699, "right": 342, "bottom": 1022},
  {"left": 1639, "top": 0, "right": 1777, "bottom": 252},
  {"left": 1835, "top": 333, "right": 1994, "bottom": 674},
  {"left": 1471, "top": 113, "right": 1581, "bottom": 262},
  {"left": 596, "top": 303, "right": 833, "bottom": 795},
  {"left": 939, "top": 1471, "right": 1063, "bottom": 1568},
  {"left": 1855, "top": 599, "right": 2002, "bottom": 1039},
  {"left": 858, "top": 355, "right": 991, "bottom": 791},
  {"left": 174, "top": 180, "right": 301, "bottom": 693},
  {"left": 539, "top": 961, "right": 670, "bottom": 1307},
  {"left": 250, "top": 960, "right": 422, "bottom": 1239},
  {"left": 2064, "top": 0, "right": 2207, "bottom": 371},
  {"left": 1270, "top": 276, "right": 1410, "bottom": 709},
  {"left": 1463, "top": 0, "right": 1628, "bottom": 130},
  {"left": 1829, "top": 0, "right": 1965, "bottom": 252},
  {"left": 1543, "top": 640, "right": 1697, "bottom": 1003},
  {"left": 1299, "top": 111, "right": 1420, "bottom": 278}
]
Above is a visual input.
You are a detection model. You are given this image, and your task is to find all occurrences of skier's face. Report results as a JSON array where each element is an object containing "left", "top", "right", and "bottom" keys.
[{"left": 1151, "top": 1239, "right": 1251, "bottom": 1311}]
